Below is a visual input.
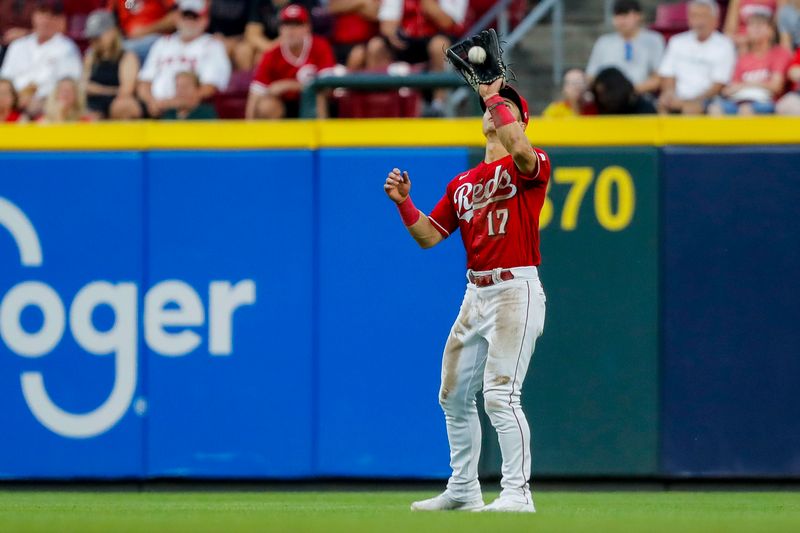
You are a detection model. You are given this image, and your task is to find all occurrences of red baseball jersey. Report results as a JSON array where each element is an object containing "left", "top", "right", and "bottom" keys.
[
  {"left": 250, "top": 35, "right": 336, "bottom": 101},
  {"left": 428, "top": 149, "right": 551, "bottom": 271},
  {"left": 332, "top": 13, "right": 378, "bottom": 45},
  {"left": 112, "top": 0, "right": 175, "bottom": 38}
]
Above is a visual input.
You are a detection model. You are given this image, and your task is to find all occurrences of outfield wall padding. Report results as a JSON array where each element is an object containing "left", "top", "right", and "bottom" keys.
[
  {"left": 0, "top": 143, "right": 798, "bottom": 479},
  {"left": 660, "top": 147, "right": 800, "bottom": 477}
]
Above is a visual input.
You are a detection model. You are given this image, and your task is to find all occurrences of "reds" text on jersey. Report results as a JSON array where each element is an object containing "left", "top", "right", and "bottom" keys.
[{"left": 428, "top": 148, "right": 551, "bottom": 271}]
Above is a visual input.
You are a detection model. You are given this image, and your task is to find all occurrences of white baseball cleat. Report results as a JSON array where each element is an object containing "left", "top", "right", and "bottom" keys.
[
  {"left": 477, "top": 496, "right": 536, "bottom": 513},
  {"left": 410, "top": 492, "right": 485, "bottom": 511}
]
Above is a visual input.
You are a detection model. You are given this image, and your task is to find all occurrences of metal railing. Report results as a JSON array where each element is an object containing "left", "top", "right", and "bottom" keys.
[
  {"left": 300, "top": 0, "right": 567, "bottom": 118},
  {"left": 605, "top": 0, "right": 615, "bottom": 27},
  {"left": 299, "top": 73, "right": 466, "bottom": 118},
  {"left": 449, "top": 0, "right": 565, "bottom": 114},
  {"left": 460, "top": 0, "right": 516, "bottom": 39},
  {"left": 505, "top": 0, "right": 564, "bottom": 85}
]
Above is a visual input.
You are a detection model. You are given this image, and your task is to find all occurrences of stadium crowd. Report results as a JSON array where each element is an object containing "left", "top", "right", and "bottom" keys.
[
  {"left": 546, "top": 0, "right": 800, "bottom": 116},
  {"left": 0, "top": 0, "right": 799, "bottom": 122}
]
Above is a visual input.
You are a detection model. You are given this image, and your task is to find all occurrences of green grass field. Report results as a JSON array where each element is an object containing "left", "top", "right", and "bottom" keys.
[{"left": 1, "top": 490, "right": 799, "bottom": 532}]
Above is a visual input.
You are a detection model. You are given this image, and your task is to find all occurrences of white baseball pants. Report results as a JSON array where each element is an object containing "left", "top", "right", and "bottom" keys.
[{"left": 439, "top": 266, "right": 546, "bottom": 504}]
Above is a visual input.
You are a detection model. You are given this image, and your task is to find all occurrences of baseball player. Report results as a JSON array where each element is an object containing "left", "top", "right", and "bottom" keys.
[{"left": 384, "top": 77, "right": 550, "bottom": 512}]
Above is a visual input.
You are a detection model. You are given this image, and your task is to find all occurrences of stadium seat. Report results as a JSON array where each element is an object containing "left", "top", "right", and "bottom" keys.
[
  {"left": 213, "top": 70, "right": 253, "bottom": 120},
  {"left": 651, "top": 1, "right": 689, "bottom": 40},
  {"left": 334, "top": 90, "right": 421, "bottom": 118},
  {"left": 462, "top": 0, "right": 526, "bottom": 35},
  {"left": 64, "top": 0, "right": 105, "bottom": 53}
]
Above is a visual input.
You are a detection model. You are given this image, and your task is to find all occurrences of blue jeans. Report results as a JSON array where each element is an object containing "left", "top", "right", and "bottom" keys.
[
  {"left": 123, "top": 34, "right": 161, "bottom": 64},
  {"left": 715, "top": 98, "right": 775, "bottom": 115}
]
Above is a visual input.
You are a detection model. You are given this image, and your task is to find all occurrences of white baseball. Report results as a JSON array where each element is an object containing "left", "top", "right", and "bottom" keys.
[{"left": 468, "top": 46, "right": 487, "bottom": 65}]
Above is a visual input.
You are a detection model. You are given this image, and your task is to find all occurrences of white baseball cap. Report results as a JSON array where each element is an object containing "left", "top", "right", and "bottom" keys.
[{"left": 177, "top": 0, "right": 207, "bottom": 15}]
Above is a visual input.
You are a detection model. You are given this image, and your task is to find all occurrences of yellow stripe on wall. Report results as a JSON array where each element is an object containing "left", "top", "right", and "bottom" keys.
[
  {"left": 658, "top": 116, "right": 800, "bottom": 145},
  {"left": 0, "top": 121, "right": 317, "bottom": 150},
  {"left": 532, "top": 116, "right": 661, "bottom": 146},
  {"left": 0, "top": 117, "right": 799, "bottom": 150},
  {"left": 316, "top": 118, "right": 486, "bottom": 147}
]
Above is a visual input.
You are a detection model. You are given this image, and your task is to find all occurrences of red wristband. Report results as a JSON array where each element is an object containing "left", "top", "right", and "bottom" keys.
[
  {"left": 484, "top": 93, "right": 515, "bottom": 128},
  {"left": 396, "top": 196, "right": 421, "bottom": 226}
]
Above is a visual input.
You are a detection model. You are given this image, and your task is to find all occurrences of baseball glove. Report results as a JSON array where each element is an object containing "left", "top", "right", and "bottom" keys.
[{"left": 446, "top": 29, "right": 507, "bottom": 92}]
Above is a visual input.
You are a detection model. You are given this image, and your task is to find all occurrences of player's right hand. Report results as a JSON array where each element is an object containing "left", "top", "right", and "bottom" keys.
[{"left": 384, "top": 168, "right": 411, "bottom": 204}]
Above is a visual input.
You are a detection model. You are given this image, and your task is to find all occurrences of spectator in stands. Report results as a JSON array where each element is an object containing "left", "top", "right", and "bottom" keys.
[
  {"left": 40, "top": 77, "right": 90, "bottom": 122},
  {"left": 658, "top": 0, "right": 736, "bottom": 114},
  {"left": 328, "top": 0, "right": 379, "bottom": 70},
  {"left": 724, "top": 0, "right": 782, "bottom": 50},
  {"left": 161, "top": 70, "right": 218, "bottom": 118},
  {"left": 209, "top": 0, "right": 273, "bottom": 71},
  {"left": 137, "top": 0, "right": 231, "bottom": 118},
  {"left": 778, "top": 0, "right": 800, "bottom": 49},
  {"left": 709, "top": 13, "right": 790, "bottom": 114},
  {"left": 0, "top": 0, "right": 35, "bottom": 66},
  {"left": 775, "top": 45, "right": 800, "bottom": 113},
  {"left": 110, "top": 0, "right": 178, "bottom": 62},
  {"left": 82, "top": 10, "right": 142, "bottom": 120},
  {"left": 592, "top": 66, "right": 656, "bottom": 114},
  {"left": 542, "top": 68, "right": 594, "bottom": 117},
  {"left": 0, "top": 78, "right": 23, "bottom": 122},
  {"left": 246, "top": 4, "right": 335, "bottom": 119},
  {"left": 242, "top": 1, "right": 281, "bottom": 62},
  {"left": 586, "top": 0, "right": 665, "bottom": 95},
  {"left": 0, "top": 0, "right": 82, "bottom": 118},
  {"left": 250, "top": 0, "right": 320, "bottom": 42},
  {"left": 367, "top": 0, "right": 467, "bottom": 115}
]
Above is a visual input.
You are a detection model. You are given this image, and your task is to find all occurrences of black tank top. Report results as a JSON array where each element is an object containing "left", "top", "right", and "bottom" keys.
[{"left": 90, "top": 58, "right": 120, "bottom": 88}]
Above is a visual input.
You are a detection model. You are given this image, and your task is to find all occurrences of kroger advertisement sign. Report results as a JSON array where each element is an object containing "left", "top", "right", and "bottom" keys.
[{"left": 0, "top": 151, "right": 314, "bottom": 478}]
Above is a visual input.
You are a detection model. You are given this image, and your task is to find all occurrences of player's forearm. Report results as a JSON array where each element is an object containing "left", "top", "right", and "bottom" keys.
[
  {"left": 395, "top": 197, "right": 442, "bottom": 248},
  {"left": 497, "top": 125, "right": 537, "bottom": 176},
  {"left": 407, "top": 216, "right": 444, "bottom": 249},
  {"left": 485, "top": 93, "right": 537, "bottom": 175}
]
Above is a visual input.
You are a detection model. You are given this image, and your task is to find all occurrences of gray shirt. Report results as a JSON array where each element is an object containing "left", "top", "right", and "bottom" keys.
[
  {"left": 586, "top": 29, "right": 666, "bottom": 86},
  {"left": 778, "top": 5, "right": 800, "bottom": 49}
]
